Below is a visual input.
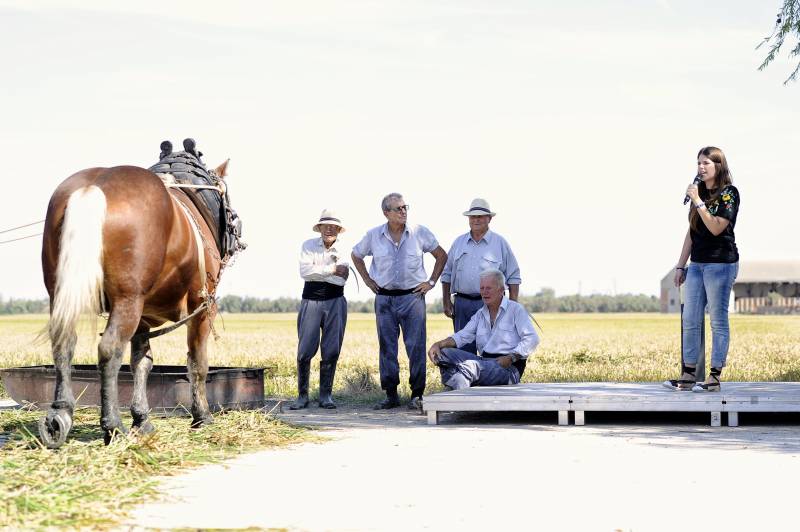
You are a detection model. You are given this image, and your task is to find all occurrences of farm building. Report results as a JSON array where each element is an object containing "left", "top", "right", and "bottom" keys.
[{"left": 660, "top": 260, "right": 800, "bottom": 314}]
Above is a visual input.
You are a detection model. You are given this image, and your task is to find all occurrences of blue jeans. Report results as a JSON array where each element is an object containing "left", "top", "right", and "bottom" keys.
[
  {"left": 682, "top": 262, "right": 738, "bottom": 369},
  {"left": 436, "top": 347, "right": 520, "bottom": 390}
]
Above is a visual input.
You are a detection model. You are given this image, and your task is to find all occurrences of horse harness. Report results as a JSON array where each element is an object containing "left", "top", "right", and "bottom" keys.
[{"left": 130, "top": 139, "right": 246, "bottom": 341}]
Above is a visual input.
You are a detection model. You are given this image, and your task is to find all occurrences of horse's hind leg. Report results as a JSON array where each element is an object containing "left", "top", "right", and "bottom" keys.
[
  {"left": 187, "top": 314, "right": 213, "bottom": 428},
  {"left": 39, "top": 332, "right": 77, "bottom": 449},
  {"left": 129, "top": 325, "right": 155, "bottom": 435},
  {"left": 98, "top": 299, "right": 142, "bottom": 444}
]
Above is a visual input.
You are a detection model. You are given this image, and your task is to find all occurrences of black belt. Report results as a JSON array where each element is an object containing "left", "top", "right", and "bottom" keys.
[
  {"left": 302, "top": 281, "right": 344, "bottom": 301},
  {"left": 481, "top": 352, "right": 527, "bottom": 377},
  {"left": 378, "top": 287, "right": 415, "bottom": 296},
  {"left": 454, "top": 293, "right": 482, "bottom": 301}
]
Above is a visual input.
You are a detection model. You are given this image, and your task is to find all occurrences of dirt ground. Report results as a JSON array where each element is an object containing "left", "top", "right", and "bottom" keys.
[{"left": 129, "top": 401, "right": 800, "bottom": 531}]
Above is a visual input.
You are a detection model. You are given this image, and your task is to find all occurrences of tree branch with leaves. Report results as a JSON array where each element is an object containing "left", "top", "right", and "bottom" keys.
[{"left": 758, "top": 1, "right": 800, "bottom": 84}]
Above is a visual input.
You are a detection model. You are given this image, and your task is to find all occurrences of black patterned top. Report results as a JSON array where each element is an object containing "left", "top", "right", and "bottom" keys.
[{"left": 690, "top": 185, "right": 740, "bottom": 263}]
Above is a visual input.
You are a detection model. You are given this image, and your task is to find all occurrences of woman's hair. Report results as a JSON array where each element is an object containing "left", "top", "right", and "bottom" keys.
[{"left": 689, "top": 146, "right": 733, "bottom": 231}]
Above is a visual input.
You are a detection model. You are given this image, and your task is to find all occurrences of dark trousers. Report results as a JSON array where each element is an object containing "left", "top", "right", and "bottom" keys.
[
  {"left": 452, "top": 295, "right": 483, "bottom": 354},
  {"left": 375, "top": 293, "right": 427, "bottom": 396},
  {"left": 297, "top": 297, "right": 347, "bottom": 365}
]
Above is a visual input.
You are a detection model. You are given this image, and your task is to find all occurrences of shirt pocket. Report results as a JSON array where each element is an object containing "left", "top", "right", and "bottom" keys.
[
  {"left": 405, "top": 251, "right": 423, "bottom": 271},
  {"left": 494, "top": 321, "right": 517, "bottom": 346},
  {"left": 454, "top": 250, "right": 469, "bottom": 273},
  {"left": 480, "top": 253, "right": 501, "bottom": 271},
  {"left": 372, "top": 248, "right": 394, "bottom": 270}
]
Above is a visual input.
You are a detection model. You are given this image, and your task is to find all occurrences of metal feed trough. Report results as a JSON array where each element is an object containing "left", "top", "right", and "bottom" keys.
[{"left": 0, "top": 365, "right": 265, "bottom": 415}]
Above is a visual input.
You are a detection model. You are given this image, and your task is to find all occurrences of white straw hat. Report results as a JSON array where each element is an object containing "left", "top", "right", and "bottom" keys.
[
  {"left": 312, "top": 209, "right": 345, "bottom": 232},
  {"left": 462, "top": 198, "right": 496, "bottom": 217}
]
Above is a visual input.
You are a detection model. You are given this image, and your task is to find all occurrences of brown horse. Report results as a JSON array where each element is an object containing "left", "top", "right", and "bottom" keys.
[{"left": 39, "top": 154, "right": 230, "bottom": 447}]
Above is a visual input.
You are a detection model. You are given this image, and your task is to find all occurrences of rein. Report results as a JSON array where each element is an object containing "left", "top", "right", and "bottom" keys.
[{"left": 131, "top": 300, "right": 211, "bottom": 341}]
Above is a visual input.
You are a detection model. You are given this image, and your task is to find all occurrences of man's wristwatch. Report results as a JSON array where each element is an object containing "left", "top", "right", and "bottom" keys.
[
  {"left": 509, "top": 354, "right": 520, "bottom": 363},
  {"left": 427, "top": 279, "right": 436, "bottom": 287}
]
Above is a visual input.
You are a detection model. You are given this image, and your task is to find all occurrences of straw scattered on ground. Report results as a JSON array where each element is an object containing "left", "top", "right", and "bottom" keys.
[{"left": 0, "top": 406, "right": 317, "bottom": 529}]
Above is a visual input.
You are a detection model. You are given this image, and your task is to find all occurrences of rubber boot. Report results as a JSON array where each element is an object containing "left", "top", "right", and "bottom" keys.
[
  {"left": 374, "top": 387, "right": 401, "bottom": 410},
  {"left": 318, "top": 361, "right": 337, "bottom": 409},
  {"left": 289, "top": 360, "right": 310, "bottom": 410}
]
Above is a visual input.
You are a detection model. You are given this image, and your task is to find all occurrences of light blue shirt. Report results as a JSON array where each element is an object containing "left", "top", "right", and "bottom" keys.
[
  {"left": 451, "top": 297, "right": 539, "bottom": 358},
  {"left": 440, "top": 230, "right": 521, "bottom": 295},
  {"left": 352, "top": 223, "right": 439, "bottom": 290}
]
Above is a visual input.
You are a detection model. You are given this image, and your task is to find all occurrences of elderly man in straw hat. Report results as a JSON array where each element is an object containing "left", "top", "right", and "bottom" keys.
[
  {"left": 440, "top": 198, "right": 521, "bottom": 354},
  {"left": 290, "top": 209, "right": 350, "bottom": 410},
  {"left": 351, "top": 193, "right": 447, "bottom": 410}
]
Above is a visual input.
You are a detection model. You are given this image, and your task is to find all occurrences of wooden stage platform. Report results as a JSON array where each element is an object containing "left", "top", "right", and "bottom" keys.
[{"left": 422, "top": 382, "right": 800, "bottom": 427}]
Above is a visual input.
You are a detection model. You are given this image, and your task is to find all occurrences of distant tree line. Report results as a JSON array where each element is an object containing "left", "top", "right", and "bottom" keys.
[
  {"left": 0, "top": 290, "right": 660, "bottom": 315},
  {"left": 0, "top": 297, "right": 48, "bottom": 314},
  {"left": 218, "top": 290, "right": 660, "bottom": 314}
]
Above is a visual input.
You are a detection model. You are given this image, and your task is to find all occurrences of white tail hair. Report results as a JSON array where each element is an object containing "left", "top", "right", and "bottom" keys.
[{"left": 49, "top": 186, "right": 107, "bottom": 348}]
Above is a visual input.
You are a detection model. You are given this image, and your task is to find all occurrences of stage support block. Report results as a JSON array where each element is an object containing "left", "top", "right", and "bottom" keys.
[
  {"left": 558, "top": 410, "right": 568, "bottom": 426},
  {"left": 574, "top": 411, "right": 585, "bottom": 426},
  {"left": 728, "top": 412, "right": 739, "bottom": 427}
]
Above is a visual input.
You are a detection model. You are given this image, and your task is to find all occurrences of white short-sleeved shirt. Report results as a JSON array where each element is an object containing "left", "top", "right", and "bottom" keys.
[
  {"left": 299, "top": 237, "right": 348, "bottom": 287},
  {"left": 451, "top": 297, "right": 539, "bottom": 358},
  {"left": 351, "top": 223, "right": 439, "bottom": 290},
  {"left": 440, "top": 230, "right": 521, "bottom": 295}
]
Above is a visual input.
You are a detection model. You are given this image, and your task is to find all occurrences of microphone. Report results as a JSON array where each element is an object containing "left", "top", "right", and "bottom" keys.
[{"left": 683, "top": 175, "right": 702, "bottom": 205}]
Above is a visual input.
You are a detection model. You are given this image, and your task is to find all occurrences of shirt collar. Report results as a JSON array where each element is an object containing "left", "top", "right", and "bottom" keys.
[
  {"left": 468, "top": 229, "right": 493, "bottom": 244},
  {"left": 318, "top": 237, "right": 339, "bottom": 253},
  {"left": 480, "top": 295, "right": 509, "bottom": 320},
  {"left": 381, "top": 223, "right": 408, "bottom": 240}
]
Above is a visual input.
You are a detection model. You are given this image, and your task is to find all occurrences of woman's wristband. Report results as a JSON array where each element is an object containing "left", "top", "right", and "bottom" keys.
[
  {"left": 675, "top": 266, "right": 686, "bottom": 271},
  {"left": 695, "top": 201, "right": 706, "bottom": 210}
]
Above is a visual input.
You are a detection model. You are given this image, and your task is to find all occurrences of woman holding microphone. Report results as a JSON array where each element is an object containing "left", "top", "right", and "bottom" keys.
[{"left": 665, "top": 146, "right": 740, "bottom": 392}]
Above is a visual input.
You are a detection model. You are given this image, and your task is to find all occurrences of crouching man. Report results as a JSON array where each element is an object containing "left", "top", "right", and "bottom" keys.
[{"left": 427, "top": 268, "right": 539, "bottom": 390}]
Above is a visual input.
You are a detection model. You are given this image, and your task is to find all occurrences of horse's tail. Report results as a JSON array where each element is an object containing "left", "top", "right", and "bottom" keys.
[{"left": 48, "top": 186, "right": 107, "bottom": 348}]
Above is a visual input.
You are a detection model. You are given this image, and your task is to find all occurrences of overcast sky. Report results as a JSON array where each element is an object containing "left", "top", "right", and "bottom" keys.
[{"left": 0, "top": 1, "right": 797, "bottom": 301}]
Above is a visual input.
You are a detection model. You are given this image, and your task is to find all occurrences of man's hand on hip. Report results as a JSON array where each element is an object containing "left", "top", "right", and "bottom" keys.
[{"left": 495, "top": 355, "right": 514, "bottom": 369}]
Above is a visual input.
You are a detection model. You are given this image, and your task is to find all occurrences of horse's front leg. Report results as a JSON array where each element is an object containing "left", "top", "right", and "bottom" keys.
[
  {"left": 187, "top": 312, "right": 213, "bottom": 428},
  {"left": 39, "top": 331, "right": 77, "bottom": 448},
  {"left": 99, "top": 300, "right": 141, "bottom": 444},
  {"left": 130, "top": 324, "right": 155, "bottom": 435}
]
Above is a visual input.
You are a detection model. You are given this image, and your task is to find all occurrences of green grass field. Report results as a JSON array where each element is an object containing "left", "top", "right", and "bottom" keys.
[{"left": 2, "top": 313, "right": 799, "bottom": 401}]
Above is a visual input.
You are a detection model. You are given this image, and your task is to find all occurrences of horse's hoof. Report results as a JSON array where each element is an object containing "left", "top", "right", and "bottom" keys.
[
  {"left": 190, "top": 415, "right": 214, "bottom": 429},
  {"left": 131, "top": 420, "right": 155, "bottom": 436},
  {"left": 38, "top": 411, "right": 72, "bottom": 449},
  {"left": 102, "top": 425, "right": 128, "bottom": 446}
]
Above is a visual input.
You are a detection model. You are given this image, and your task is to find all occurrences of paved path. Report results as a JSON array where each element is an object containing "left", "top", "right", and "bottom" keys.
[{"left": 130, "top": 406, "right": 800, "bottom": 531}]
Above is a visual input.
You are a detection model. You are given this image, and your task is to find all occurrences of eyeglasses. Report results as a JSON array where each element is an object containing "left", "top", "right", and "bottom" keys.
[{"left": 388, "top": 205, "right": 410, "bottom": 213}]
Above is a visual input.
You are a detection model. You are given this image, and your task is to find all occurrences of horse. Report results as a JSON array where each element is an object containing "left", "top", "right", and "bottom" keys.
[{"left": 38, "top": 141, "right": 234, "bottom": 447}]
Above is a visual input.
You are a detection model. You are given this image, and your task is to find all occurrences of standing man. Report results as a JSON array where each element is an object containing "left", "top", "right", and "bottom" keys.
[
  {"left": 428, "top": 269, "right": 540, "bottom": 390},
  {"left": 351, "top": 193, "right": 447, "bottom": 410},
  {"left": 290, "top": 209, "right": 349, "bottom": 410},
  {"left": 440, "top": 198, "right": 521, "bottom": 353}
]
